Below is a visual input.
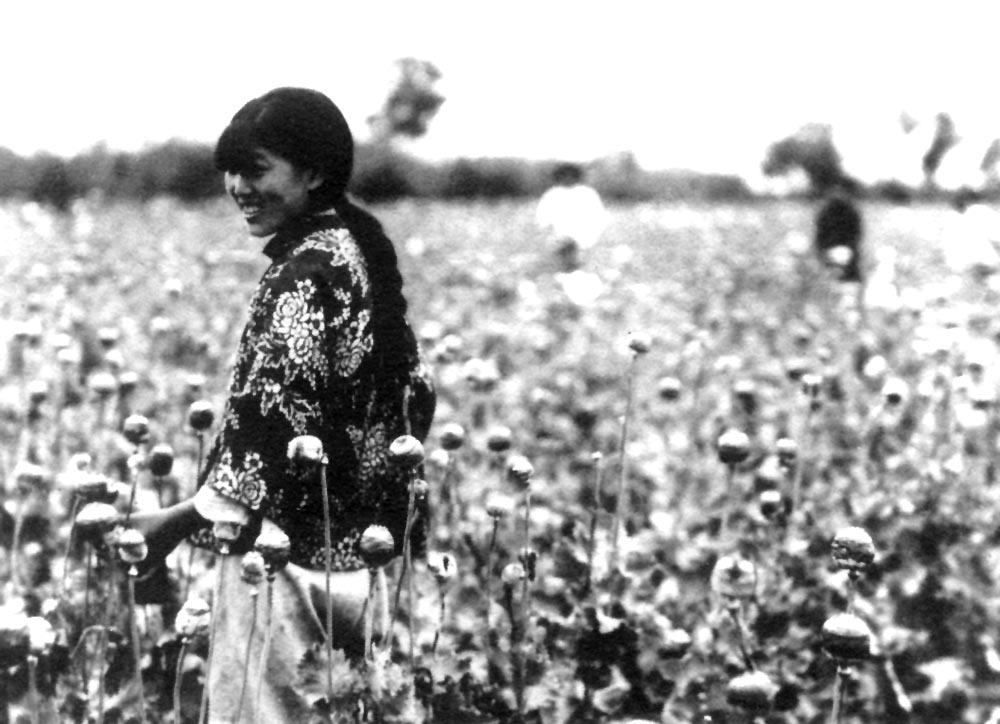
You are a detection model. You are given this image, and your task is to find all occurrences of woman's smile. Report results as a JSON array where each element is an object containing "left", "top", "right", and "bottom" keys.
[{"left": 224, "top": 147, "right": 323, "bottom": 237}]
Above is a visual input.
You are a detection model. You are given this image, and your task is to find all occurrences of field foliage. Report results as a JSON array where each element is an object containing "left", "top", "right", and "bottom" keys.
[{"left": 0, "top": 196, "right": 996, "bottom": 724}]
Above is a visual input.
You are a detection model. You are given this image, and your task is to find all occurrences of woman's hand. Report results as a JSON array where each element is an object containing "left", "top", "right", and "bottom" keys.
[
  {"left": 126, "top": 499, "right": 205, "bottom": 568},
  {"left": 77, "top": 499, "right": 205, "bottom": 567}
]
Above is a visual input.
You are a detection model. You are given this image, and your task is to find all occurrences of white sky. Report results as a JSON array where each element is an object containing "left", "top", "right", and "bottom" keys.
[{"left": 3, "top": 1, "right": 999, "bottom": 188}]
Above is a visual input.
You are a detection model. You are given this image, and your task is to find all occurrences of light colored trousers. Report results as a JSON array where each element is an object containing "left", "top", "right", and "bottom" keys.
[{"left": 205, "top": 555, "right": 383, "bottom": 724}]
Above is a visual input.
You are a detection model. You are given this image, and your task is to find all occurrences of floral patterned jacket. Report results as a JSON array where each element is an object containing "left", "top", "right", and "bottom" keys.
[{"left": 197, "top": 210, "right": 435, "bottom": 570}]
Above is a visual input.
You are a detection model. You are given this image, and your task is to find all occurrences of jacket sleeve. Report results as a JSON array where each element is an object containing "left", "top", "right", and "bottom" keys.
[{"left": 204, "top": 241, "right": 371, "bottom": 514}]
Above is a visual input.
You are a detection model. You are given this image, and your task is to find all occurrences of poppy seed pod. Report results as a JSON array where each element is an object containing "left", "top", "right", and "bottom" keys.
[
  {"left": 501, "top": 562, "right": 526, "bottom": 587},
  {"left": 254, "top": 525, "right": 291, "bottom": 574},
  {"left": 831, "top": 526, "right": 876, "bottom": 573},
  {"left": 165, "top": 278, "right": 184, "bottom": 297},
  {"left": 426, "top": 551, "right": 455, "bottom": 583},
  {"left": 75, "top": 502, "right": 120, "bottom": 536},
  {"left": 438, "top": 423, "right": 466, "bottom": 451},
  {"left": 150, "top": 316, "right": 173, "bottom": 336},
  {"left": 27, "top": 380, "right": 48, "bottom": 406},
  {"left": 627, "top": 331, "right": 652, "bottom": 355},
  {"left": 657, "top": 376, "right": 682, "bottom": 401},
  {"left": 800, "top": 373, "right": 823, "bottom": 398},
  {"left": 117, "top": 371, "right": 139, "bottom": 396},
  {"left": 384, "top": 436, "right": 422, "bottom": 470},
  {"left": 21, "top": 320, "right": 43, "bottom": 346},
  {"left": 97, "top": 327, "right": 120, "bottom": 349},
  {"left": 463, "top": 357, "right": 501, "bottom": 392},
  {"left": 411, "top": 478, "right": 429, "bottom": 502},
  {"left": 519, "top": 547, "right": 538, "bottom": 580},
  {"left": 359, "top": 525, "right": 396, "bottom": 568},
  {"left": 13, "top": 461, "right": 50, "bottom": 496},
  {"left": 240, "top": 551, "right": 267, "bottom": 586},
  {"left": 122, "top": 415, "right": 150, "bottom": 446},
  {"left": 863, "top": 354, "right": 889, "bottom": 381},
  {"left": 75, "top": 473, "right": 113, "bottom": 503},
  {"left": 753, "top": 455, "right": 783, "bottom": 492},
  {"left": 69, "top": 453, "right": 93, "bottom": 472},
  {"left": 175, "top": 597, "right": 211, "bottom": 639},
  {"left": 147, "top": 444, "right": 174, "bottom": 477},
  {"left": 485, "top": 492, "right": 516, "bottom": 519},
  {"left": 0, "top": 612, "right": 30, "bottom": 667},
  {"left": 784, "top": 357, "right": 809, "bottom": 382},
  {"left": 185, "top": 372, "right": 206, "bottom": 394},
  {"left": 725, "top": 670, "right": 778, "bottom": 714},
  {"left": 26, "top": 617, "right": 55, "bottom": 657},
  {"left": 970, "top": 383, "right": 995, "bottom": 411},
  {"left": 88, "top": 371, "right": 118, "bottom": 398},
  {"left": 103, "top": 348, "right": 125, "bottom": 371},
  {"left": 660, "top": 628, "right": 692, "bottom": 659},
  {"left": 882, "top": 377, "right": 909, "bottom": 406},
  {"left": 417, "top": 320, "right": 444, "bottom": 345},
  {"left": 759, "top": 489, "right": 783, "bottom": 519},
  {"left": 212, "top": 521, "right": 243, "bottom": 546},
  {"left": 791, "top": 322, "right": 813, "bottom": 349},
  {"left": 187, "top": 400, "right": 215, "bottom": 432},
  {"left": 116, "top": 528, "right": 148, "bottom": 565},
  {"left": 486, "top": 426, "right": 513, "bottom": 453},
  {"left": 822, "top": 366, "right": 845, "bottom": 401},
  {"left": 775, "top": 438, "right": 798, "bottom": 466},
  {"left": 710, "top": 555, "right": 756, "bottom": 600},
  {"left": 822, "top": 612, "right": 872, "bottom": 662},
  {"left": 717, "top": 429, "right": 751, "bottom": 465},
  {"left": 51, "top": 332, "right": 73, "bottom": 351},
  {"left": 426, "top": 448, "right": 450, "bottom": 471},
  {"left": 506, "top": 454, "right": 534, "bottom": 488},
  {"left": 734, "top": 379, "right": 757, "bottom": 407},
  {"left": 287, "top": 435, "right": 325, "bottom": 469}
]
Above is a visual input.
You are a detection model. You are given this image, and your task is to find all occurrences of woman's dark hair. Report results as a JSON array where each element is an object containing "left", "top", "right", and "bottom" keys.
[{"left": 215, "top": 87, "right": 412, "bottom": 386}]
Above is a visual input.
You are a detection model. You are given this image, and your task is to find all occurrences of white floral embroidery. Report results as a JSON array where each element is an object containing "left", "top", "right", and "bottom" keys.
[
  {"left": 211, "top": 450, "right": 267, "bottom": 509},
  {"left": 298, "top": 228, "right": 370, "bottom": 296},
  {"left": 198, "top": 220, "right": 435, "bottom": 570},
  {"left": 333, "top": 309, "right": 373, "bottom": 377}
]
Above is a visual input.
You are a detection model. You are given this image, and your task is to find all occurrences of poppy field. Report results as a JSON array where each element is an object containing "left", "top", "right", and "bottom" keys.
[{"left": 0, "top": 195, "right": 998, "bottom": 723}]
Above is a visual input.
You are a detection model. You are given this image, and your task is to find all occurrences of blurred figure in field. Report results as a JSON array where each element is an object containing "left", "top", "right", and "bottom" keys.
[
  {"left": 942, "top": 187, "right": 1000, "bottom": 284},
  {"left": 813, "top": 180, "right": 865, "bottom": 284},
  {"left": 535, "top": 162, "right": 607, "bottom": 272},
  {"left": 864, "top": 245, "right": 901, "bottom": 313}
]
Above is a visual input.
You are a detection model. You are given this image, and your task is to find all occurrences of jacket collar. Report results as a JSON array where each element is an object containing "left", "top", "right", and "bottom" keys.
[{"left": 261, "top": 209, "right": 341, "bottom": 261}]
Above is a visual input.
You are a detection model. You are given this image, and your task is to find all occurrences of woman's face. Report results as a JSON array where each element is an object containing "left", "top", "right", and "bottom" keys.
[{"left": 224, "top": 147, "right": 323, "bottom": 237}]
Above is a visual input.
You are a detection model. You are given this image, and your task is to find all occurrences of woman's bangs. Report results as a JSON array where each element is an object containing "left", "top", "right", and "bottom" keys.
[{"left": 214, "top": 122, "right": 261, "bottom": 174}]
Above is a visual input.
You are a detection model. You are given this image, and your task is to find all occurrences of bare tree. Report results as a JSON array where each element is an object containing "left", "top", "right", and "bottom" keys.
[
  {"left": 921, "top": 112, "right": 959, "bottom": 188},
  {"left": 368, "top": 58, "right": 445, "bottom": 142},
  {"left": 761, "top": 123, "right": 846, "bottom": 195}
]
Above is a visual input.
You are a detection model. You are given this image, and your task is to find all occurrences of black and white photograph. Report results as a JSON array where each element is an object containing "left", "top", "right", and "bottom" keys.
[{"left": 1, "top": 2, "right": 999, "bottom": 722}]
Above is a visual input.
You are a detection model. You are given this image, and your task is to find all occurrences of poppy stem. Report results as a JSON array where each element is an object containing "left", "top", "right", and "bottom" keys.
[
  {"left": 610, "top": 354, "right": 636, "bottom": 571},
  {"left": 319, "top": 457, "right": 334, "bottom": 701},
  {"left": 127, "top": 567, "right": 147, "bottom": 724},
  {"left": 173, "top": 637, "right": 189, "bottom": 724}
]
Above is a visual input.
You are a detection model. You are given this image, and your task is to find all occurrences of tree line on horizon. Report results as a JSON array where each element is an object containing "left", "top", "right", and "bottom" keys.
[
  {"left": 2, "top": 58, "right": 995, "bottom": 211},
  {"left": 3, "top": 134, "right": 992, "bottom": 212},
  {"left": 0, "top": 141, "right": 764, "bottom": 211}
]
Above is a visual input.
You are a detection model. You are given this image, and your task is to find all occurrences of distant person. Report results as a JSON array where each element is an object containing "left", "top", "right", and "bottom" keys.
[
  {"left": 813, "top": 181, "right": 864, "bottom": 283},
  {"left": 942, "top": 187, "right": 1000, "bottom": 282},
  {"left": 535, "top": 162, "right": 607, "bottom": 271}
]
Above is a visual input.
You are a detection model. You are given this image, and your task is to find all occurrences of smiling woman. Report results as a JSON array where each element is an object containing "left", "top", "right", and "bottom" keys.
[
  {"left": 221, "top": 148, "right": 323, "bottom": 237},
  {"left": 123, "top": 86, "right": 436, "bottom": 722}
]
